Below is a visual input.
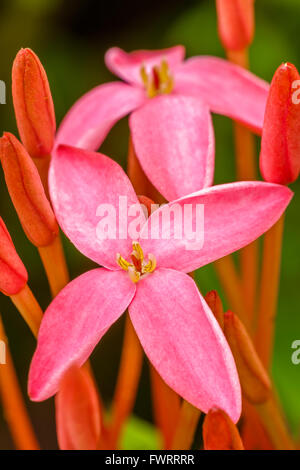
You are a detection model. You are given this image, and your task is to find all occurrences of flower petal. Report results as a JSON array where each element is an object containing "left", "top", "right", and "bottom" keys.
[
  {"left": 174, "top": 56, "right": 269, "bottom": 134},
  {"left": 130, "top": 95, "right": 214, "bottom": 201},
  {"left": 105, "top": 46, "right": 185, "bottom": 86},
  {"left": 129, "top": 268, "right": 241, "bottom": 422},
  {"left": 50, "top": 145, "right": 146, "bottom": 269},
  {"left": 55, "top": 82, "right": 145, "bottom": 153},
  {"left": 139, "top": 182, "right": 292, "bottom": 273},
  {"left": 29, "top": 268, "right": 135, "bottom": 401}
]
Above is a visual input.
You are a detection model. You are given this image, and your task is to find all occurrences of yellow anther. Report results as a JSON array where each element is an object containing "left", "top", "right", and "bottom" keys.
[
  {"left": 116, "top": 254, "right": 131, "bottom": 271},
  {"left": 143, "top": 253, "right": 156, "bottom": 273},
  {"left": 117, "top": 242, "right": 156, "bottom": 283},
  {"left": 159, "top": 60, "right": 169, "bottom": 83},
  {"left": 128, "top": 266, "right": 141, "bottom": 283},
  {"left": 140, "top": 65, "right": 148, "bottom": 87},
  {"left": 139, "top": 60, "right": 174, "bottom": 98},
  {"left": 132, "top": 241, "right": 144, "bottom": 262},
  {"left": 163, "top": 76, "right": 174, "bottom": 94}
]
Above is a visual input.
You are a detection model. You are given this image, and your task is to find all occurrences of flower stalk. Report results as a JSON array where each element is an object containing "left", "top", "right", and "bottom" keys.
[
  {"left": 171, "top": 400, "right": 201, "bottom": 450},
  {"left": 10, "top": 284, "right": 43, "bottom": 338},
  {"left": 108, "top": 314, "right": 143, "bottom": 448},
  {"left": 255, "top": 215, "right": 285, "bottom": 369},
  {"left": 0, "top": 315, "right": 40, "bottom": 449}
]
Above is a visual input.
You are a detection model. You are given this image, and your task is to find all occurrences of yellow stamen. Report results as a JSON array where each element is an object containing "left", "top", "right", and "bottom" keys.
[
  {"left": 143, "top": 253, "right": 156, "bottom": 273},
  {"left": 159, "top": 60, "right": 169, "bottom": 83},
  {"left": 140, "top": 65, "right": 148, "bottom": 87},
  {"left": 140, "top": 60, "right": 174, "bottom": 98},
  {"left": 132, "top": 241, "right": 144, "bottom": 262},
  {"left": 117, "top": 243, "right": 156, "bottom": 283},
  {"left": 116, "top": 254, "right": 131, "bottom": 271},
  {"left": 128, "top": 266, "right": 141, "bottom": 284}
]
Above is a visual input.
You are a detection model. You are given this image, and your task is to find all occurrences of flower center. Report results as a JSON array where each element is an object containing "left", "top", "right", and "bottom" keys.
[
  {"left": 116, "top": 241, "right": 156, "bottom": 283},
  {"left": 140, "top": 60, "right": 174, "bottom": 98}
]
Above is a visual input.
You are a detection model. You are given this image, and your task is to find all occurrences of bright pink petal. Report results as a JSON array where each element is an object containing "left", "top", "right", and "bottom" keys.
[
  {"left": 105, "top": 46, "right": 185, "bottom": 86},
  {"left": 49, "top": 145, "right": 146, "bottom": 269},
  {"left": 55, "top": 82, "right": 145, "bottom": 153},
  {"left": 139, "top": 182, "right": 292, "bottom": 273},
  {"left": 29, "top": 268, "right": 135, "bottom": 401},
  {"left": 174, "top": 56, "right": 269, "bottom": 134},
  {"left": 129, "top": 268, "right": 241, "bottom": 422},
  {"left": 130, "top": 95, "right": 215, "bottom": 201}
]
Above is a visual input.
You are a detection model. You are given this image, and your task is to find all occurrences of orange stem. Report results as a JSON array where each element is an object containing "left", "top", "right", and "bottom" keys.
[
  {"left": 0, "top": 315, "right": 40, "bottom": 449},
  {"left": 256, "top": 394, "right": 294, "bottom": 450},
  {"left": 214, "top": 256, "right": 250, "bottom": 330},
  {"left": 226, "top": 48, "right": 258, "bottom": 330},
  {"left": 38, "top": 234, "right": 69, "bottom": 297},
  {"left": 150, "top": 366, "right": 181, "bottom": 449},
  {"left": 108, "top": 314, "right": 143, "bottom": 448},
  {"left": 171, "top": 400, "right": 201, "bottom": 450},
  {"left": 10, "top": 284, "right": 43, "bottom": 337},
  {"left": 255, "top": 215, "right": 285, "bottom": 369}
]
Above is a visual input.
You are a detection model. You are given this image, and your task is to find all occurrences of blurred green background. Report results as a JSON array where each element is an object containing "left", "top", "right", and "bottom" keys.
[{"left": 0, "top": 0, "right": 300, "bottom": 449}]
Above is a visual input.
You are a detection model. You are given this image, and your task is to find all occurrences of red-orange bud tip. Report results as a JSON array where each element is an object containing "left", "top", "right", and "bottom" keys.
[
  {"left": 0, "top": 132, "right": 58, "bottom": 247},
  {"left": 205, "top": 290, "right": 224, "bottom": 330},
  {"left": 55, "top": 365, "right": 102, "bottom": 450},
  {"left": 260, "top": 62, "right": 300, "bottom": 185},
  {"left": 203, "top": 407, "right": 244, "bottom": 450},
  {"left": 224, "top": 311, "right": 271, "bottom": 404},
  {"left": 216, "top": 0, "right": 255, "bottom": 51},
  {"left": 12, "top": 48, "right": 56, "bottom": 159},
  {"left": 0, "top": 217, "right": 28, "bottom": 296}
]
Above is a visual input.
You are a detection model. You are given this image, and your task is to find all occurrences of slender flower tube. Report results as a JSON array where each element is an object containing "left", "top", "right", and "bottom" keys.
[
  {"left": 55, "top": 365, "right": 102, "bottom": 450},
  {"left": 54, "top": 46, "right": 268, "bottom": 201},
  {"left": 0, "top": 217, "right": 28, "bottom": 296},
  {"left": 0, "top": 132, "right": 58, "bottom": 247},
  {"left": 28, "top": 145, "right": 292, "bottom": 424},
  {"left": 12, "top": 48, "right": 56, "bottom": 159},
  {"left": 216, "top": 0, "right": 255, "bottom": 52},
  {"left": 203, "top": 408, "right": 244, "bottom": 450},
  {"left": 260, "top": 62, "right": 300, "bottom": 185},
  {"left": 224, "top": 311, "right": 271, "bottom": 404}
]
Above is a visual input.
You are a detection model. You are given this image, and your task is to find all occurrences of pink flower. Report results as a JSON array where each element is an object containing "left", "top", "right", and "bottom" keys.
[
  {"left": 55, "top": 46, "right": 269, "bottom": 201},
  {"left": 28, "top": 145, "right": 292, "bottom": 423}
]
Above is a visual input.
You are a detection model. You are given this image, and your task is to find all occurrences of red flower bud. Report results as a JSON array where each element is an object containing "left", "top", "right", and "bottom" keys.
[
  {"left": 0, "top": 217, "right": 28, "bottom": 296},
  {"left": 0, "top": 132, "right": 58, "bottom": 247},
  {"left": 203, "top": 407, "right": 244, "bottom": 450},
  {"left": 216, "top": 0, "right": 255, "bottom": 51},
  {"left": 12, "top": 48, "right": 56, "bottom": 159},
  {"left": 260, "top": 62, "right": 300, "bottom": 185},
  {"left": 55, "top": 365, "right": 102, "bottom": 450}
]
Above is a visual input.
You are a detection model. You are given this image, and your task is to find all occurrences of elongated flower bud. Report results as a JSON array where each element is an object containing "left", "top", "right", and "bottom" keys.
[
  {"left": 205, "top": 290, "right": 224, "bottom": 330},
  {"left": 224, "top": 311, "right": 271, "bottom": 404},
  {"left": 55, "top": 365, "right": 102, "bottom": 450},
  {"left": 216, "top": 0, "right": 255, "bottom": 51},
  {"left": 12, "top": 48, "right": 56, "bottom": 159},
  {"left": 0, "top": 132, "right": 58, "bottom": 247},
  {"left": 260, "top": 63, "right": 300, "bottom": 185},
  {"left": 203, "top": 407, "right": 244, "bottom": 450},
  {"left": 0, "top": 217, "right": 28, "bottom": 295}
]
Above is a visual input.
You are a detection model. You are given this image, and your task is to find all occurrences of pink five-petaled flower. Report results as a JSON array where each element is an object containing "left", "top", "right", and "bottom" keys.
[
  {"left": 54, "top": 46, "right": 269, "bottom": 201},
  {"left": 28, "top": 145, "right": 292, "bottom": 423}
]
